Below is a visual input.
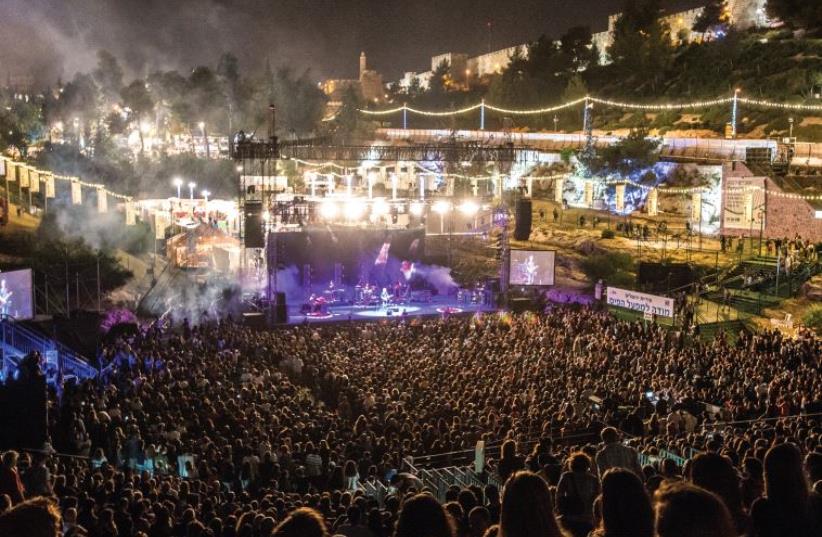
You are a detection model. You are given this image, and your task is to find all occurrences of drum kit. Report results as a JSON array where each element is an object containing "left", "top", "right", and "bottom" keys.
[
  {"left": 354, "top": 284, "right": 379, "bottom": 306},
  {"left": 457, "top": 285, "right": 485, "bottom": 305}
]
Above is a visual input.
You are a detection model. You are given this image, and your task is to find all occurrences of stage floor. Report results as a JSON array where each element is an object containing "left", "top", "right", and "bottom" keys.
[{"left": 286, "top": 296, "right": 496, "bottom": 324}]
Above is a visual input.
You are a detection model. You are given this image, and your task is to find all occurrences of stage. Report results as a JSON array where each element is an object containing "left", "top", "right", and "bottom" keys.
[{"left": 285, "top": 294, "right": 496, "bottom": 324}]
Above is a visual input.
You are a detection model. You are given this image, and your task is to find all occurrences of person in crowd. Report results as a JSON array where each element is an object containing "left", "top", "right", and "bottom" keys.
[
  {"left": 751, "top": 443, "right": 822, "bottom": 537},
  {"left": 0, "top": 451, "right": 25, "bottom": 505},
  {"left": 655, "top": 481, "right": 736, "bottom": 537},
  {"left": 555, "top": 452, "right": 599, "bottom": 537},
  {"left": 0, "top": 496, "right": 62, "bottom": 537},
  {"left": 689, "top": 453, "right": 750, "bottom": 535},
  {"left": 590, "top": 469, "right": 653, "bottom": 537},
  {"left": 394, "top": 494, "right": 455, "bottom": 537},
  {"left": 498, "top": 471, "right": 569, "bottom": 537},
  {"left": 497, "top": 441, "right": 525, "bottom": 484},
  {"left": 273, "top": 507, "right": 329, "bottom": 537},
  {"left": 595, "top": 428, "right": 642, "bottom": 477}
]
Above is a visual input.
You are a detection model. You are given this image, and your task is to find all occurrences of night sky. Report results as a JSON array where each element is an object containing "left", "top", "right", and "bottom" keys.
[{"left": 0, "top": 0, "right": 704, "bottom": 85}]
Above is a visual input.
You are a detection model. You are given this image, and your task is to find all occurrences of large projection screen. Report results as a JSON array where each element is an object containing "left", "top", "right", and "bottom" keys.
[
  {"left": 0, "top": 269, "right": 34, "bottom": 320},
  {"left": 509, "top": 250, "right": 556, "bottom": 286}
]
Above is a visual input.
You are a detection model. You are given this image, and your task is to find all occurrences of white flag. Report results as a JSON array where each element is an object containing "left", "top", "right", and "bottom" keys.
[
  {"left": 28, "top": 170, "right": 39, "bottom": 193},
  {"left": 71, "top": 180, "right": 82, "bottom": 204},
  {"left": 97, "top": 187, "right": 108, "bottom": 213},
  {"left": 45, "top": 175, "right": 55, "bottom": 198}
]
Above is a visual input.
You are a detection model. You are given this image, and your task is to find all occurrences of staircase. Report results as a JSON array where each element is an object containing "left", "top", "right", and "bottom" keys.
[{"left": 1, "top": 321, "right": 97, "bottom": 381}]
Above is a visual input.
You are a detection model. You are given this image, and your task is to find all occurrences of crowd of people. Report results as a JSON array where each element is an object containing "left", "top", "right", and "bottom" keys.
[{"left": 0, "top": 306, "right": 820, "bottom": 537}]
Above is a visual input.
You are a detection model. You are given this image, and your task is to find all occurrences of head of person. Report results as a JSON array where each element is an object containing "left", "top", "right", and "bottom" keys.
[
  {"left": 764, "top": 443, "right": 809, "bottom": 508},
  {"left": 499, "top": 471, "right": 565, "bottom": 537},
  {"left": 688, "top": 453, "right": 743, "bottom": 515},
  {"left": 272, "top": 507, "right": 328, "bottom": 537},
  {"left": 804, "top": 452, "right": 822, "bottom": 485},
  {"left": 597, "top": 469, "right": 653, "bottom": 537},
  {"left": 393, "top": 493, "right": 455, "bottom": 537},
  {"left": 1, "top": 451, "right": 18, "bottom": 470},
  {"left": 654, "top": 481, "right": 735, "bottom": 537},
  {"left": 501, "top": 440, "right": 517, "bottom": 461},
  {"left": 569, "top": 452, "right": 592, "bottom": 474},
  {"left": 600, "top": 428, "right": 619, "bottom": 445},
  {"left": 0, "top": 497, "right": 62, "bottom": 537}
]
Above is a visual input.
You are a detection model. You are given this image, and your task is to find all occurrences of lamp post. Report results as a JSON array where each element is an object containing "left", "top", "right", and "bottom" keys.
[
  {"left": 173, "top": 177, "right": 183, "bottom": 199},
  {"left": 188, "top": 181, "right": 196, "bottom": 203},
  {"left": 788, "top": 117, "right": 794, "bottom": 139},
  {"left": 202, "top": 189, "right": 210, "bottom": 207}
]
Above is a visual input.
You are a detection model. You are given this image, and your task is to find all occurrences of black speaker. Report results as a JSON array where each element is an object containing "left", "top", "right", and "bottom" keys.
[
  {"left": 244, "top": 201, "right": 265, "bottom": 248},
  {"left": 514, "top": 199, "right": 532, "bottom": 241},
  {"left": 273, "top": 292, "right": 288, "bottom": 324}
]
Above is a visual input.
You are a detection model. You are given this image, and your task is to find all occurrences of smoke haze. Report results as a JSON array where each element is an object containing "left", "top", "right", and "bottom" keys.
[{"left": 0, "top": 0, "right": 706, "bottom": 86}]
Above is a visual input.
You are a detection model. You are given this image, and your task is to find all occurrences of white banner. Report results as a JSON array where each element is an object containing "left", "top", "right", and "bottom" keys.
[
  {"left": 691, "top": 192, "right": 702, "bottom": 223},
  {"left": 606, "top": 287, "right": 674, "bottom": 317},
  {"left": 5, "top": 163, "right": 15, "bottom": 182},
  {"left": 19, "top": 166, "right": 29, "bottom": 188},
  {"left": 0, "top": 158, "right": 5, "bottom": 176},
  {"left": 125, "top": 201, "right": 136, "bottom": 226},
  {"left": 45, "top": 175, "right": 55, "bottom": 198},
  {"left": 71, "top": 180, "right": 82, "bottom": 204},
  {"left": 554, "top": 177, "right": 564, "bottom": 204},
  {"left": 646, "top": 188, "right": 658, "bottom": 216},
  {"left": 28, "top": 170, "right": 39, "bottom": 193},
  {"left": 97, "top": 187, "right": 108, "bottom": 213},
  {"left": 615, "top": 183, "right": 626, "bottom": 212},
  {"left": 723, "top": 177, "right": 765, "bottom": 230},
  {"left": 155, "top": 212, "right": 168, "bottom": 239},
  {"left": 584, "top": 180, "right": 594, "bottom": 208}
]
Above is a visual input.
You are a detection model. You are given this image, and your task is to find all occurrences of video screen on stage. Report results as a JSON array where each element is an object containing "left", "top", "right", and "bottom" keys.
[
  {"left": 0, "top": 269, "right": 34, "bottom": 321},
  {"left": 509, "top": 250, "right": 555, "bottom": 286}
]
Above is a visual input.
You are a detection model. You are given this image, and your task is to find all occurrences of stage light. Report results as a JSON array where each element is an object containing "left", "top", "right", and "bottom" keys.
[
  {"left": 458, "top": 200, "right": 479, "bottom": 216},
  {"left": 372, "top": 198, "right": 389, "bottom": 217},
  {"left": 319, "top": 201, "right": 339, "bottom": 220},
  {"left": 345, "top": 199, "right": 366, "bottom": 220},
  {"left": 432, "top": 200, "right": 451, "bottom": 215},
  {"left": 409, "top": 201, "right": 425, "bottom": 216}
]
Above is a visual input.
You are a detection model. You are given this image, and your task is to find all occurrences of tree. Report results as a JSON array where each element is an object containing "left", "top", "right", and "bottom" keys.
[
  {"left": 693, "top": 0, "right": 729, "bottom": 35},
  {"left": 92, "top": 50, "right": 124, "bottom": 103},
  {"left": 120, "top": 80, "right": 155, "bottom": 156},
  {"left": 589, "top": 126, "right": 661, "bottom": 177},
  {"left": 560, "top": 26, "right": 594, "bottom": 72},
  {"left": 428, "top": 60, "right": 451, "bottom": 97},
  {"left": 608, "top": 0, "right": 675, "bottom": 90},
  {"left": 766, "top": 0, "right": 822, "bottom": 33},
  {"left": 334, "top": 85, "right": 367, "bottom": 137}
]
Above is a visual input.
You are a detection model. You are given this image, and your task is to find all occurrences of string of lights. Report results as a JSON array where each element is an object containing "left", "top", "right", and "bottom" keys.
[
  {"left": 606, "top": 178, "right": 822, "bottom": 201},
  {"left": 359, "top": 94, "right": 822, "bottom": 117},
  {"left": 484, "top": 98, "right": 587, "bottom": 115}
]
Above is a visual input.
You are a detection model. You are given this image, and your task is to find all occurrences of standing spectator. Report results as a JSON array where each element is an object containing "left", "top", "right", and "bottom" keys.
[
  {"left": 499, "top": 471, "right": 568, "bottom": 537},
  {"left": 556, "top": 453, "right": 599, "bottom": 537},
  {"left": 394, "top": 494, "right": 455, "bottom": 537},
  {"left": 0, "top": 451, "right": 25, "bottom": 505},
  {"left": 655, "top": 481, "right": 735, "bottom": 537},
  {"left": 751, "top": 443, "right": 822, "bottom": 537},
  {"left": 595, "top": 428, "right": 642, "bottom": 477},
  {"left": 689, "top": 453, "right": 750, "bottom": 535},
  {"left": 497, "top": 441, "right": 524, "bottom": 484},
  {"left": 590, "top": 469, "right": 653, "bottom": 537},
  {"left": 274, "top": 508, "right": 330, "bottom": 537},
  {"left": 0, "top": 496, "right": 62, "bottom": 537}
]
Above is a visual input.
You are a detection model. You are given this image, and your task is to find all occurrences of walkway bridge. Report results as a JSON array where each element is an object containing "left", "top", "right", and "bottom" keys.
[{"left": 377, "top": 129, "right": 822, "bottom": 167}]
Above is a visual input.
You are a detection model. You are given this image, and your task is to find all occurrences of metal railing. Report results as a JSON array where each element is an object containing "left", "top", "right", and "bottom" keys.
[{"left": 0, "top": 320, "right": 97, "bottom": 379}]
